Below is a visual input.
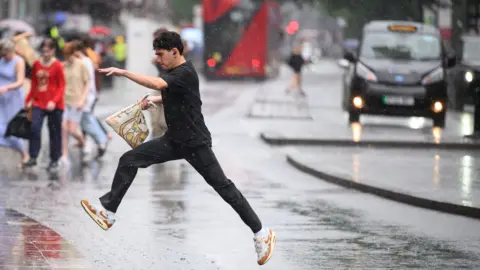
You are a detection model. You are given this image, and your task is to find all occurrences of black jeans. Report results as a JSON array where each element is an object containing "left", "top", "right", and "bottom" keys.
[
  {"left": 99, "top": 136, "right": 263, "bottom": 233},
  {"left": 29, "top": 106, "right": 63, "bottom": 162}
]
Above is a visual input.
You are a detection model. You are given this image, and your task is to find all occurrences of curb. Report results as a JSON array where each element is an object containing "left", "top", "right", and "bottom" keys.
[
  {"left": 286, "top": 155, "right": 480, "bottom": 220},
  {"left": 260, "top": 133, "right": 480, "bottom": 150}
]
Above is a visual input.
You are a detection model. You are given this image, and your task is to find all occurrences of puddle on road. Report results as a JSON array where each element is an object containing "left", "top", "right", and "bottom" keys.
[{"left": 276, "top": 199, "right": 480, "bottom": 268}]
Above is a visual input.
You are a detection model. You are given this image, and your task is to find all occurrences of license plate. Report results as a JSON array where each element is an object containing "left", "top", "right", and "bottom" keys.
[{"left": 382, "top": 96, "right": 414, "bottom": 106}]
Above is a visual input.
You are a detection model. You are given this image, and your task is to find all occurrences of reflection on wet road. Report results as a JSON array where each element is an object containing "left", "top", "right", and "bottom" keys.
[
  {"left": 2, "top": 133, "right": 480, "bottom": 268},
  {"left": 0, "top": 207, "right": 91, "bottom": 269},
  {"left": 1, "top": 63, "right": 480, "bottom": 269},
  {"left": 277, "top": 199, "right": 478, "bottom": 268}
]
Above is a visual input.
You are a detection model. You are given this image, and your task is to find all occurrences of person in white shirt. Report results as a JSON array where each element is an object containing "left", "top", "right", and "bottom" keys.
[{"left": 73, "top": 40, "right": 109, "bottom": 159}]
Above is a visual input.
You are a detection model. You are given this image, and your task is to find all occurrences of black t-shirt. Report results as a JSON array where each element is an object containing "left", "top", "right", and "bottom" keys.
[{"left": 160, "top": 60, "right": 211, "bottom": 147}]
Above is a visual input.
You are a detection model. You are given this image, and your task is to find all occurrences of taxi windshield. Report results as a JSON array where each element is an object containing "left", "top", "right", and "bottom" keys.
[
  {"left": 463, "top": 39, "right": 480, "bottom": 60},
  {"left": 360, "top": 31, "right": 441, "bottom": 61}
]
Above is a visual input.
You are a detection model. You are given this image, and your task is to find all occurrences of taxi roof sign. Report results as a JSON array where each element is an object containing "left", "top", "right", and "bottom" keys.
[{"left": 388, "top": 25, "right": 417, "bottom": 32}]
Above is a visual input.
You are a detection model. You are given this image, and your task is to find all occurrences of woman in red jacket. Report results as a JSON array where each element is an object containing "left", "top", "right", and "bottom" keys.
[{"left": 23, "top": 39, "right": 65, "bottom": 170}]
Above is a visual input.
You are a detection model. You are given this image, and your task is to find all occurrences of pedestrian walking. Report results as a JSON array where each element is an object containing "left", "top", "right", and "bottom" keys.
[
  {"left": 286, "top": 40, "right": 307, "bottom": 96},
  {"left": 73, "top": 40, "right": 109, "bottom": 159},
  {"left": 0, "top": 39, "right": 29, "bottom": 165},
  {"left": 23, "top": 39, "right": 65, "bottom": 170},
  {"left": 60, "top": 42, "right": 89, "bottom": 163},
  {"left": 81, "top": 31, "right": 276, "bottom": 265}
]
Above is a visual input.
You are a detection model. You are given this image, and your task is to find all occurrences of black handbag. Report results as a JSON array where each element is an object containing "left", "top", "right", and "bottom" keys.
[{"left": 5, "top": 109, "right": 31, "bottom": 139}]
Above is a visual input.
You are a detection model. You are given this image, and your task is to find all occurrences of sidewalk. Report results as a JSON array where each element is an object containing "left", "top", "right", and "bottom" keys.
[
  {"left": 286, "top": 146, "right": 480, "bottom": 219},
  {"left": 247, "top": 65, "right": 313, "bottom": 119},
  {"left": 260, "top": 120, "right": 480, "bottom": 150}
]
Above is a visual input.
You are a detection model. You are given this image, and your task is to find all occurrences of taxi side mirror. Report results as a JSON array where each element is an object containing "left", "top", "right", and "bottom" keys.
[
  {"left": 337, "top": 59, "right": 350, "bottom": 69},
  {"left": 344, "top": 50, "right": 357, "bottom": 63}
]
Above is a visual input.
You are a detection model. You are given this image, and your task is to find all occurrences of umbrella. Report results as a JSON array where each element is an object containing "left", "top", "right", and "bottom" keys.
[
  {"left": 89, "top": 26, "right": 111, "bottom": 36},
  {"left": 54, "top": 11, "right": 67, "bottom": 25},
  {"left": 61, "top": 29, "right": 87, "bottom": 42},
  {"left": 0, "top": 19, "right": 35, "bottom": 35}
]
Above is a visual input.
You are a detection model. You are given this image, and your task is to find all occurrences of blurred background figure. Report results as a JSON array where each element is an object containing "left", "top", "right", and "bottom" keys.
[
  {"left": 44, "top": 12, "right": 67, "bottom": 61},
  {"left": 113, "top": 35, "right": 126, "bottom": 69},
  {"left": 73, "top": 40, "right": 109, "bottom": 160},
  {"left": 286, "top": 40, "right": 306, "bottom": 96},
  {"left": 98, "top": 41, "right": 116, "bottom": 89},
  {"left": 81, "top": 35, "right": 102, "bottom": 92},
  {"left": 0, "top": 39, "right": 28, "bottom": 165},
  {"left": 61, "top": 42, "right": 89, "bottom": 165},
  {"left": 23, "top": 39, "right": 65, "bottom": 170}
]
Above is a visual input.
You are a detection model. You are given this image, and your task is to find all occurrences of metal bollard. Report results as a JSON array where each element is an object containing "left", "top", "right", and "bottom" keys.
[
  {"left": 474, "top": 87, "right": 480, "bottom": 132},
  {"left": 465, "top": 86, "right": 480, "bottom": 139}
]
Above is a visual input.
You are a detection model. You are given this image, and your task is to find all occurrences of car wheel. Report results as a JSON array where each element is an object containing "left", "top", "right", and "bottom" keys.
[
  {"left": 349, "top": 111, "right": 360, "bottom": 123},
  {"left": 433, "top": 113, "right": 446, "bottom": 128}
]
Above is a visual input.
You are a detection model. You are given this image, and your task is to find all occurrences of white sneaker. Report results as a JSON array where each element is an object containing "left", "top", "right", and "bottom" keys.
[
  {"left": 80, "top": 200, "right": 115, "bottom": 230},
  {"left": 254, "top": 228, "right": 276, "bottom": 265},
  {"left": 59, "top": 156, "right": 70, "bottom": 168}
]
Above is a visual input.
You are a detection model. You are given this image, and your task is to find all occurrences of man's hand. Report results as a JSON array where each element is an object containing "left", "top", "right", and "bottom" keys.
[
  {"left": 139, "top": 96, "right": 161, "bottom": 110},
  {"left": 46, "top": 101, "right": 55, "bottom": 111},
  {"left": 139, "top": 99, "right": 150, "bottom": 110},
  {"left": 98, "top": 67, "right": 126, "bottom": 76}
]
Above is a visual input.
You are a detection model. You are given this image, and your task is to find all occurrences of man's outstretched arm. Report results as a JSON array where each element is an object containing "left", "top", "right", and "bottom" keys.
[{"left": 98, "top": 67, "right": 167, "bottom": 91}]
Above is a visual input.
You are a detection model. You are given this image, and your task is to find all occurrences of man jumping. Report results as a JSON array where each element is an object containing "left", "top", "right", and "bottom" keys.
[{"left": 80, "top": 31, "right": 276, "bottom": 265}]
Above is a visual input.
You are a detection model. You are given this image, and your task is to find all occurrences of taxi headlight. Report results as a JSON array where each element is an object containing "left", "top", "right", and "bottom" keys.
[
  {"left": 421, "top": 67, "right": 444, "bottom": 85},
  {"left": 465, "top": 71, "right": 474, "bottom": 83},
  {"left": 356, "top": 62, "right": 377, "bottom": 82}
]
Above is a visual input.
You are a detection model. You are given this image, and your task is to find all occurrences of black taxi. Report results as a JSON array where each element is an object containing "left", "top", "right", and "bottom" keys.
[{"left": 340, "top": 21, "right": 456, "bottom": 128}]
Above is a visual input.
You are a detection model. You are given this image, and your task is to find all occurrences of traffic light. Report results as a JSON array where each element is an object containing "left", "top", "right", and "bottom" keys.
[{"left": 286, "top": 20, "right": 299, "bottom": 35}]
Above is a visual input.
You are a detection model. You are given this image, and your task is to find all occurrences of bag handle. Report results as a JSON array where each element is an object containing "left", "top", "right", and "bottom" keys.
[{"left": 137, "top": 94, "right": 158, "bottom": 112}]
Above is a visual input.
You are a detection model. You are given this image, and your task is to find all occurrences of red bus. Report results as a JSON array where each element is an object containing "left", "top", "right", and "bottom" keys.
[{"left": 203, "top": 0, "right": 283, "bottom": 80}]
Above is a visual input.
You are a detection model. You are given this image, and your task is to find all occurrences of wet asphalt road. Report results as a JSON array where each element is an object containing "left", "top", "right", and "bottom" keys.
[
  {"left": 1, "top": 62, "right": 480, "bottom": 269},
  {"left": 287, "top": 146, "right": 480, "bottom": 208}
]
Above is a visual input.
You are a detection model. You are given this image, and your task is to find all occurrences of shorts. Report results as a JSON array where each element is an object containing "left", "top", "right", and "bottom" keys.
[{"left": 63, "top": 105, "right": 83, "bottom": 123}]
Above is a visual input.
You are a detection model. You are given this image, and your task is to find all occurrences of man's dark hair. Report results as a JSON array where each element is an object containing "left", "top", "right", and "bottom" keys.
[{"left": 153, "top": 31, "right": 184, "bottom": 55}]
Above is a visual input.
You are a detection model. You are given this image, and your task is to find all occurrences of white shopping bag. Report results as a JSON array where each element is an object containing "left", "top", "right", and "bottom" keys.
[{"left": 105, "top": 95, "right": 156, "bottom": 148}]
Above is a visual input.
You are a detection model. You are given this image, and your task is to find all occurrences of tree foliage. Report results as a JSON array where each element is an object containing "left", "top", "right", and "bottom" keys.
[
  {"left": 172, "top": 0, "right": 202, "bottom": 23},
  {"left": 315, "top": 0, "right": 445, "bottom": 38}
]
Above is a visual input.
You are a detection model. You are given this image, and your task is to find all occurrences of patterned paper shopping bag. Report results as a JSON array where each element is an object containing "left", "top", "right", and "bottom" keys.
[{"left": 105, "top": 95, "right": 155, "bottom": 148}]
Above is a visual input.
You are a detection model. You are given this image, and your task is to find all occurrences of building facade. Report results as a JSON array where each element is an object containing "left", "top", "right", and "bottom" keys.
[{"left": 1, "top": 0, "right": 42, "bottom": 22}]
